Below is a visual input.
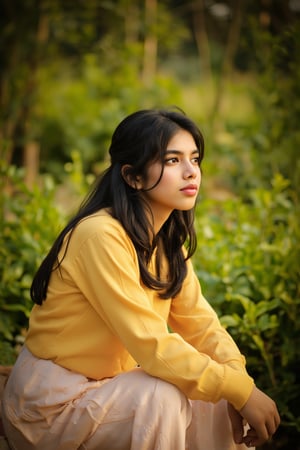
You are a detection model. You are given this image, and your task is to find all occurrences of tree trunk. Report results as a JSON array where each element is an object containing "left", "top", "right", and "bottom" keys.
[
  {"left": 0, "top": 5, "right": 48, "bottom": 170},
  {"left": 192, "top": 0, "right": 212, "bottom": 82},
  {"left": 124, "top": 2, "right": 140, "bottom": 45},
  {"left": 24, "top": 141, "right": 40, "bottom": 188},
  {"left": 142, "top": 0, "right": 157, "bottom": 86},
  {"left": 210, "top": 0, "right": 244, "bottom": 126}
]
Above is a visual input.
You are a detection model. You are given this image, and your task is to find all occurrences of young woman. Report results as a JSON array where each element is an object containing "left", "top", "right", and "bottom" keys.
[{"left": 2, "top": 109, "right": 280, "bottom": 450}]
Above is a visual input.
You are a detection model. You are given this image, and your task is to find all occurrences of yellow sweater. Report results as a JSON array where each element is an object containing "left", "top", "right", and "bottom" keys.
[{"left": 26, "top": 209, "right": 254, "bottom": 410}]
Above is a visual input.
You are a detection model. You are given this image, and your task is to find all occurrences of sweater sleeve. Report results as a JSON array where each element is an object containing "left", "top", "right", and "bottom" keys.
[
  {"left": 68, "top": 216, "right": 254, "bottom": 410},
  {"left": 169, "top": 258, "right": 248, "bottom": 371}
]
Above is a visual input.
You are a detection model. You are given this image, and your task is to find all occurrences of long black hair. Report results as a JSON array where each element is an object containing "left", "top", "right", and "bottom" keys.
[{"left": 31, "top": 109, "right": 204, "bottom": 305}]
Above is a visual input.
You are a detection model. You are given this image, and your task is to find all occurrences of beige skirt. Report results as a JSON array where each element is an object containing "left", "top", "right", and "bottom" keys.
[{"left": 1, "top": 346, "right": 254, "bottom": 450}]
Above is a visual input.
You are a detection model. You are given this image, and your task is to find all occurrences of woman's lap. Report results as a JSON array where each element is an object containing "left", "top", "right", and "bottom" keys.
[{"left": 1, "top": 347, "right": 253, "bottom": 450}]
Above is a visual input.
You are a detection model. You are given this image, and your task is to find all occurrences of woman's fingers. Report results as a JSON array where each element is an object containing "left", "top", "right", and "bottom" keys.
[
  {"left": 227, "top": 403, "right": 244, "bottom": 444},
  {"left": 243, "top": 427, "right": 257, "bottom": 448},
  {"left": 266, "top": 408, "right": 281, "bottom": 436}
]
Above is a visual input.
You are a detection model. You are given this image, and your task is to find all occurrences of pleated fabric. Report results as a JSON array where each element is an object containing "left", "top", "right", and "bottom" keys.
[{"left": 2, "top": 347, "right": 254, "bottom": 450}]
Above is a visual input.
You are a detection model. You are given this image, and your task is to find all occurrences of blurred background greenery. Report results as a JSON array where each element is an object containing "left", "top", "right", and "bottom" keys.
[{"left": 0, "top": 1, "right": 299, "bottom": 448}]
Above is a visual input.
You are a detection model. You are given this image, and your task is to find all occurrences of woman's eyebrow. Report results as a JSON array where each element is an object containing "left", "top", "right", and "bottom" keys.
[{"left": 165, "top": 149, "right": 200, "bottom": 155}]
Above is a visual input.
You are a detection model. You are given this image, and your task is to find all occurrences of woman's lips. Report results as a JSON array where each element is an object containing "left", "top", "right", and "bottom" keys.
[{"left": 180, "top": 184, "right": 198, "bottom": 195}]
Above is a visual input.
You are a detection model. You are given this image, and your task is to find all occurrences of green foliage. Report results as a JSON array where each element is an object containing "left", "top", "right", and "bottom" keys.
[
  {"left": 36, "top": 53, "right": 182, "bottom": 176},
  {"left": 0, "top": 162, "right": 66, "bottom": 359},
  {"left": 245, "top": 23, "right": 300, "bottom": 195},
  {"left": 194, "top": 173, "right": 300, "bottom": 440},
  {"left": 0, "top": 153, "right": 94, "bottom": 361},
  {"left": 200, "top": 24, "right": 300, "bottom": 205}
]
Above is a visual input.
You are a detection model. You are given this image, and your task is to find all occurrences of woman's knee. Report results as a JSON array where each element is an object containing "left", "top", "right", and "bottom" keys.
[
  {"left": 129, "top": 370, "right": 190, "bottom": 413},
  {"left": 154, "top": 376, "right": 189, "bottom": 411}
]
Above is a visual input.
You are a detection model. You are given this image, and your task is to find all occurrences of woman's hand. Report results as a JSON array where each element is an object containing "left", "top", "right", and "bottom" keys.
[{"left": 228, "top": 386, "right": 280, "bottom": 447}]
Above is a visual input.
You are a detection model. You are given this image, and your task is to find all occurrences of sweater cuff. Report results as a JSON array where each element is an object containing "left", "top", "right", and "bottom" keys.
[{"left": 221, "top": 365, "right": 255, "bottom": 410}]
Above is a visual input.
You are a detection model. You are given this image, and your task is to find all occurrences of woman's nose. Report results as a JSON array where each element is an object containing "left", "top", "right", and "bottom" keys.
[{"left": 183, "top": 161, "right": 198, "bottom": 179}]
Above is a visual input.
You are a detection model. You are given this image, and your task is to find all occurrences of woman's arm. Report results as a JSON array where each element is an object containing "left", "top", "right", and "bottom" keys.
[
  {"left": 169, "top": 258, "right": 280, "bottom": 446},
  {"left": 67, "top": 215, "right": 254, "bottom": 410},
  {"left": 169, "top": 258, "right": 248, "bottom": 371}
]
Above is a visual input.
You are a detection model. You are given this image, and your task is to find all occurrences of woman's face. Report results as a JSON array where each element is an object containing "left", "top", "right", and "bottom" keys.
[{"left": 140, "top": 129, "right": 201, "bottom": 232}]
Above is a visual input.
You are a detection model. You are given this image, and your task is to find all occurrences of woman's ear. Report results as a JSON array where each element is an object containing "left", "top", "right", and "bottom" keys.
[{"left": 121, "top": 165, "right": 142, "bottom": 190}]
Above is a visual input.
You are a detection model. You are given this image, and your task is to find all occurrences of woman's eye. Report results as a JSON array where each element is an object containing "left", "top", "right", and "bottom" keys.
[
  {"left": 165, "top": 157, "right": 178, "bottom": 164},
  {"left": 192, "top": 157, "right": 200, "bottom": 165}
]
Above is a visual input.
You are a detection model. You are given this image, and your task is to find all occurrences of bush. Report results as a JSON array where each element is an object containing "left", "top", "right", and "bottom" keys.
[
  {"left": 0, "top": 153, "right": 93, "bottom": 364},
  {"left": 0, "top": 163, "right": 66, "bottom": 363},
  {"left": 194, "top": 173, "right": 300, "bottom": 448}
]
